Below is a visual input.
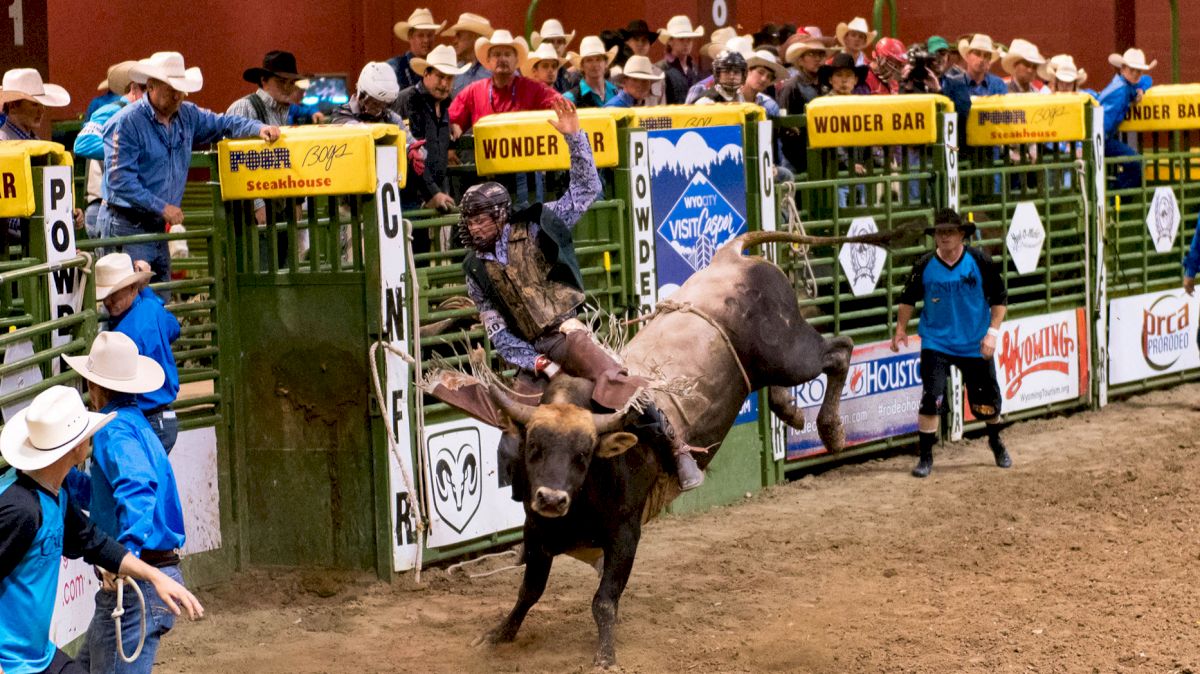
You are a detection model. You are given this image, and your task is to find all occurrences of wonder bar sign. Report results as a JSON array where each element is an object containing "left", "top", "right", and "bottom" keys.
[
  {"left": 473, "top": 108, "right": 622, "bottom": 175},
  {"left": 1119, "top": 84, "right": 1200, "bottom": 133},
  {"left": 967, "top": 92, "right": 1090, "bottom": 146},
  {"left": 0, "top": 140, "right": 72, "bottom": 218},
  {"left": 1108, "top": 290, "right": 1200, "bottom": 385},
  {"left": 806, "top": 94, "right": 942, "bottom": 148},
  {"left": 217, "top": 124, "right": 404, "bottom": 200}
]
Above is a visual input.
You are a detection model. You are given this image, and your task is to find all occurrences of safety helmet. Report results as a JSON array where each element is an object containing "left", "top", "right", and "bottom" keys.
[
  {"left": 458, "top": 182, "right": 512, "bottom": 248},
  {"left": 711, "top": 50, "right": 749, "bottom": 77},
  {"left": 873, "top": 37, "right": 908, "bottom": 64},
  {"left": 357, "top": 62, "right": 400, "bottom": 104}
]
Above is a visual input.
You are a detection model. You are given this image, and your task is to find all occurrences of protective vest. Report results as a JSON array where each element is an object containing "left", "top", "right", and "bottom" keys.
[{"left": 0, "top": 470, "right": 63, "bottom": 674}]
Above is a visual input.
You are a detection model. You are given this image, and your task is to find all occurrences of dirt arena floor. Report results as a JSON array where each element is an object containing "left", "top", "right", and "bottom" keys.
[{"left": 158, "top": 383, "right": 1200, "bottom": 673}]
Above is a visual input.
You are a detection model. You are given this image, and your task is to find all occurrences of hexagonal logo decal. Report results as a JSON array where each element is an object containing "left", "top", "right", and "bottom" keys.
[
  {"left": 1147, "top": 186, "right": 1180, "bottom": 254},
  {"left": 1006, "top": 202, "right": 1045, "bottom": 275},
  {"left": 838, "top": 216, "right": 886, "bottom": 297}
]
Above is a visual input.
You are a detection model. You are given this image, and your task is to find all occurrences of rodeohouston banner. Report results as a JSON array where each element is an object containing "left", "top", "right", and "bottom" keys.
[
  {"left": 805, "top": 94, "right": 945, "bottom": 148},
  {"left": 217, "top": 124, "right": 404, "bottom": 201},
  {"left": 0, "top": 140, "right": 73, "bottom": 218},
  {"left": 473, "top": 108, "right": 622, "bottom": 174},
  {"left": 966, "top": 92, "right": 1091, "bottom": 146},
  {"left": 988, "top": 308, "right": 1089, "bottom": 415},
  {"left": 1118, "top": 84, "right": 1200, "bottom": 133},
  {"left": 785, "top": 338, "right": 923, "bottom": 460},
  {"left": 1108, "top": 289, "right": 1200, "bottom": 385}
]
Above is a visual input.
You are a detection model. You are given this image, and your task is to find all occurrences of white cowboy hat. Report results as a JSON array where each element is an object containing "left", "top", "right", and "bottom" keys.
[
  {"left": 0, "top": 386, "right": 115, "bottom": 471},
  {"left": 1109, "top": 47, "right": 1157, "bottom": 71},
  {"left": 701, "top": 27, "right": 739, "bottom": 59},
  {"left": 531, "top": 19, "right": 576, "bottom": 49},
  {"left": 569, "top": 35, "right": 618, "bottom": 70},
  {"left": 130, "top": 52, "right": 203, "bottom": 93},
  {"left": 63, "top": 332, "right": 165, "bottom": 395},
  {"left": 443, "top": 13, "right": 494, "bottom": 39},
  {"left": 621, "top": 55, "right": 665, "bottom": 82},
  {"left": 785, "top": 38, "right": 830, "bottom": 65},
  {"left": 475, "top": 30, "right": 530, "bottom": 67},
  {"left": 393, "top": 8, "right": 446, "bottom": 42},
  {"left": 94, "top": 252, "right": 153, "bottom": 301},
  {"left": 835, "top": 17, "right": 877, "bottom": 47},
  {"left": 957, "top": 34, "right": 1002, "bottom": 64},
  {"left": 357, "top": 62, "right": 400, "bottom": 103},
  {"left": 411, "top": 45, "right": 471, "bottom": 77},
  {"left": 747, "top": 50, "right": 788, "bottom": 81},
  {"left": 523, "top": 43, "right": 569, "bottom": 74},
  {"left": 0, "top": 68, "right": 71, "bottom": 107},
  {"left": 1001, "top": 39, "right": 1046, "bottom": 74},
  {"left": 1039, "top": 54, "right": 1087, "bottom": 86},
  {"left": 657, "top": 15, "right": 705, "bottom": 44},
  {"left": 718, "top": 36, "right": 755, "bottom": 58}
]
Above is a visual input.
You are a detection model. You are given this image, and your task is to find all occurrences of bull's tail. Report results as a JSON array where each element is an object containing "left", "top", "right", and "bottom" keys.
[{"left": 729, "top": 224, "right": 921, "bottom": 256}]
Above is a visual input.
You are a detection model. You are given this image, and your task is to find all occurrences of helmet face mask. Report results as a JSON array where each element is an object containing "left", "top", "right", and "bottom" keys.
[
  {"left": 712, "top": 50, "right": 748, "bottom": 97},
  {"left": 459, "top": 182, "right": 512, "bottom": 249}
]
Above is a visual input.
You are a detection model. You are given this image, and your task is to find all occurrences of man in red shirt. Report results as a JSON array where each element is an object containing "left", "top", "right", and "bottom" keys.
[{"left": 449, "top": 29, "right": 560, "bottom": 137}]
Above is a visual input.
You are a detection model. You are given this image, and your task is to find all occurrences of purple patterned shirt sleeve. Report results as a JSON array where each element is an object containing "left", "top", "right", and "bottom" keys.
[
  {"left": 543, "top": 131, "right": 601, "bottom": 229},
  {"left": 466, "top": 276, "right": 540, "bottom": 371}
]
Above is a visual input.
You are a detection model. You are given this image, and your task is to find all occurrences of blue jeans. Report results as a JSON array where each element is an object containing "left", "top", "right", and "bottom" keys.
[
  {"left": 100, "top": 205, "right": 171, "bottom": 300},
  {"left": 77, "top": 565, "right": 182, "bottom": 674},
  {"left": 145, "top": 410, "right": 178, "bottom": 455},
  {"left": 1105, "top": 137, "right": 1142, "bottom": 189}
]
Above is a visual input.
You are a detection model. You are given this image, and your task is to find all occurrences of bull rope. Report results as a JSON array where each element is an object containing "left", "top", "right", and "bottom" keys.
[
  {"left": 777, "top": 181, "right": 820, "bottom": 299},
  {"left": 636, "top": 300, "right": 752, "bottom": 394}
]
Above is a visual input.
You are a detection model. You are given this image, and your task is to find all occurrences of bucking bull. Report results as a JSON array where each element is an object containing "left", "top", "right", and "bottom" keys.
[{"left": 431, "top": 228, "right": 907, "bottom": 668}]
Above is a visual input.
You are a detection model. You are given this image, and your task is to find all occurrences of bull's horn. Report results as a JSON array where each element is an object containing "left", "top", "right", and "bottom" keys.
[
  {"left": 592, "top": 411, "right": 629, "bottom": 435},
  {"left": 490, "top": 386, "right": 536, "bottom": 426}
]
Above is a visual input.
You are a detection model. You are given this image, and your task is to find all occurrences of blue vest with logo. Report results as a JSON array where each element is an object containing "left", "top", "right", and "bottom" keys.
[{"left": 0, "top": 470, "right": 64, "bottom": 674}]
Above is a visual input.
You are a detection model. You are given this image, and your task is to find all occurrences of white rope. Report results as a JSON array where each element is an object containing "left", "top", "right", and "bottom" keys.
[
  {"left": 777, "top": 181, "right": 819, "bottom": 298},
  {"left": 112, "top": 576, "right": 146, "bottom": 664},
  {"left": 445, "top": 549, "right": 523, "bottom": 579}
]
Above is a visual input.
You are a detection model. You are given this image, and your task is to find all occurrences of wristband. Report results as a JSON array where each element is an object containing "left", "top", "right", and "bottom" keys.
[
  {"left": 534, "top": 355, "right": 560, "bottom": 378},
  {"left": 987, "top": 327, "right": 1001, "bottom": 338}
]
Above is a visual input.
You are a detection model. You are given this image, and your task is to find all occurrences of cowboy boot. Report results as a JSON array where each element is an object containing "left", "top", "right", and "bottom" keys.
[
  {"left": 912, "top": 431, "right": 936, "bottom": 478},
  {"left": 635, "top": 403, "right": 705, "bottom": 491},
  {"left": 987, "top": 425, "right": 1012, "bottom": 468}
]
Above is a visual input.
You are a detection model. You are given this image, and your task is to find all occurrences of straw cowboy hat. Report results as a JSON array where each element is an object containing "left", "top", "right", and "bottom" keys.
[
  {"left": 1039, "top": 54, "right": 1087, "bottom": 86},
  {"left": 131, "top": 52, "right": 203, "bottom": 93},
  {"left": 531, "top": 19, "right": 576, "bottom": 49},
  {"left": 524, "top": 43, "right": 569, "bottom": 74},
  {"left": 0, "top": 68, "right": 71, "bottom": 107},
  {"left": 63, "top": 331, "right": 165, "bottom": 395},
  {"left": 702, "top": 27, "right": 740, "bottom": 59},
  {"left": 393, "top": 8, "right": 445, "bottom": 41},
  {"left": 443, "top": 13, "right": 494, "bottom": 39},
  {"left": 1109, "top": 47, "right": 1157, "bottom": 71},
  {"left": 783, "top": 35, "right": 829, "bottom": 65},
  {"left": 747, "top": 50, "right": 788, "bottom": 81},
  {"left": 243, "top": 50, "right": 309, "bottom": 85},
  {"left": 411, "top": 45, "right": 471, "bottom": 77},
  {"left": 836, "top": 17, "right": 877, "bottom": 47},
  {"left": 621, "top": 55, "right": 665, "bottom": 81},
  {"left": 475, "top": 30, "right": 530, "bottom": 66},
  {"left": 1001, "top": 39, "right": 1046, "bottom": 74},
  {"left": 98, "top": 60, "right": 139, "bottom": 95},
  {"left": 0, "top": 386, "right": 115, "bottom": 471},
  {"left": 94, "top": 252, "right": 153, "bottom": 301},
  {"left": 658, "top": 15, "right": 705, "bottom": 44},
  {"left": 570, "top": 35, "right": 618, "bottom": 69},
  {"left": 957, "top": 33, "right": 1002, "bottom": 64}
]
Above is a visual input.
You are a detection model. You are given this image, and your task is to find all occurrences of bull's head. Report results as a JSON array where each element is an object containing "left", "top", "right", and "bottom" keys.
[{"left": 490, "top": 381, "right": 638, "bottom": 518}]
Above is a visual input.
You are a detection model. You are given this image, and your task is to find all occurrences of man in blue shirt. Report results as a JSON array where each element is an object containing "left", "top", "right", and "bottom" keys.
[
  {"left": 1099, "top": 48, "right": 1156, "bottom": 190},
  {"left": 563, "top": 36, "right": 619, "bottom": 108},
  {"left": 388, "top": 8, "right": 445, "bottom": 91},
  {"left": 604, "top": 56, "right": 664, "bottom": 108},
  {"left": 63, "top": 332, "right": 189, "bottom": 674},
  {"left": 0, "top": 385, "right": 201, "bottom": 674},
  {"left": 931, "top": 34, "right": 1007, "bottom": 147},
  {"left": 96, "top": 253, "right": 181, "bottom": 454},
  {"left": 75, "top": 60, "right": 144, "bottom": 244},
  {"left": 892, "top": 208, "right": 1011, "bottom": 478},
  {"left": 1184, "top": 213, "right": 1200, "bottom": 296},
  {"left": 99, "top": 52, "right": 280, "bottom": 288}
]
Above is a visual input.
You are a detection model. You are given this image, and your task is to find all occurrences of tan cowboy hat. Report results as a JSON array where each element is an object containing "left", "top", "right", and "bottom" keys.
[
  {"left": 99, "top": 60, "right": 140, "bottom": 95},
  {"left": 63, "top": 332, "right": 165, "bottom": 395},
  {"left": 718, "top": 36, "right": 755, "bottom": 59},
  {"left": 0, "top": 386, "right": 114, "bottom": 471},
  {"left": 0, "top": 68, "right": 71, "bottom": 107},
  {"left": 475, "top": 30, "right": 530, "bottom": 67},
  {"left": 443, "top": 13, "right": 494, "bottom": 39},
  {"left": 524, "top": 43, "right": 569, "bottom": 74},
  {"left": 570, "top": 35, "right": 618, "bottom": 70},
  {"left": 621, "top": 55, "right": 665, "bottom": 81},
  {"left": 747, "top": 50, "right": 788, "bottom": 81},
  {"left": 1000, "top": 39, "right": 1046, "bottom": 74},
  {"left": 702, "top": 27, "right": 739, "bottom": 59},
  {"left": 394, "top": 8, "right": 445, "bottom": 42},
  {"left": 130, "top": 52, "right": 203, "bottom": 93},
  {"left": 411, "top": 45, "right": 471, "bottom": 77},
  {"left": 658, "top": 15, "right": 705, "bottom": 44},
  {"left": 957, "top": 33, "right": 1002, "bottom": 64},
  {"left": 94, "top": 252, "right": 153, "bottom": 301},
  {"left": 1109, "top": 47, "right": 1157, "bottom": 71},
  {"left": 836, "top": 17, "right": 877, "bottom": 47},
  {"left": 1039, "top": 54, "right": 1087, "bottom": 86},
  {"left": 784, "top": 37, "right": 830, "bottom": 65},
  {"left": 531, "top": 19, "right": 576, "bottom": 49}
]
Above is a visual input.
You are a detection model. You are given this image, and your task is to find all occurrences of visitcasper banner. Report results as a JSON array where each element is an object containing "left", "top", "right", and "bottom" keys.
[
  {"left": 967, "top": 92, "right": 1091, "bottom": 146},
  {"left": 1108, "top": 290, "right": 1200, "bottom": 385}
]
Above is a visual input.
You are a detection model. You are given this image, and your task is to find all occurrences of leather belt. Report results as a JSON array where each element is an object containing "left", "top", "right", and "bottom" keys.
[{"left": 139, "top": 548, "right": 181, "bottom": 568}]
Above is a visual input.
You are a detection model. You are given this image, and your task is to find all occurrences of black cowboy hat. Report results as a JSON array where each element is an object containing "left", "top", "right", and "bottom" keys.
[
  {"left": 618, "top": 19, "right": 657, "bottom": 41},
  {"left": 816, "top": 52, "right": 869, "bottom": 91},
  {"left": 243, "top": 50, "right": 308, "bottom": 84},
  {"left": 925, "top": 208, "right": 977, "bottom": 237}
]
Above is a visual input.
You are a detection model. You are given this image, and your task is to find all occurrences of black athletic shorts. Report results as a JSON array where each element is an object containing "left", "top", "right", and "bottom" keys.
[{"left": 919, "top": 348, "right": 1002, "bottom": 420}]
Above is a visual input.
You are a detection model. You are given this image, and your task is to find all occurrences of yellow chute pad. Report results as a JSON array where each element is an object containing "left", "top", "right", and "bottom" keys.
[
  {"left": 966, "top": 92, "right": 1093, "bottom": 146},
  {"left": 216, "top": 124, "right": 404, "bottom": 201},
  {"left": 0, "top": 140, "right": 70, "bottom": 218},
  {"left": 472, "top": 108, "right": 624, "bottom": 175},
  {"left": 631, "top": 103, "right": 764, "bottom": 130},
  {"left": 1119, "top": 84, "right": 1200, "bottom": 132},
  {"left": 805, "top": 94, "right": 947, "bottom": 148}
]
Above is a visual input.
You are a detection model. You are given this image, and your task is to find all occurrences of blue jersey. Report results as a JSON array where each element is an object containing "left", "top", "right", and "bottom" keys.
[{"left": 900, "top": 247, "right": 1006, "bottom": 357}]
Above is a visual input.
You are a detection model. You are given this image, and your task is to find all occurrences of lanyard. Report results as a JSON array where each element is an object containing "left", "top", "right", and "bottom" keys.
[{"left": 488, "top": 79, "right": 518, "bottom": 111}]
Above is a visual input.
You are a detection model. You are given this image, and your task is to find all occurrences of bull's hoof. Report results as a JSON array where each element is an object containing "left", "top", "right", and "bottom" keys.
[
  {"left": 471, "top": 626, "right": 516, "bottom": 647},
  {"left": 593, "top": 650, "right": 617, "bottom": 669}
]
